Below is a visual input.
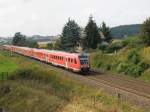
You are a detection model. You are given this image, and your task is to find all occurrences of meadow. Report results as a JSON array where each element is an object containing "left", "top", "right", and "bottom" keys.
[{"left": 0, "top": 50, "right": 145, "bottom": 112}]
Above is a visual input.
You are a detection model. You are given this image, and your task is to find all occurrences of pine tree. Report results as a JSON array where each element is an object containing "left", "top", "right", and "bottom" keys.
[
  {"left": 100, "top": 22, "right": 112, "bottom": 43},
  {"left": 141, "top": 17, "right": 150, "bottom": 46},
  {"left": 60, "top": 19, "right": 80, "bottom": 51},
  {"left": 83, "top": 16, "right": 101, "bottom": 49}
]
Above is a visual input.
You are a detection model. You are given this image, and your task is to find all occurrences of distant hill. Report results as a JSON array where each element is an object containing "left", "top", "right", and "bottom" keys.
[
  {"left": 111, "top": 24, "right": 142, "bottom": 39},
  {"left": 0, "top": 37, "right": 12, "bottom": 45},
  {"left": 28, "top": 35, "right": 60, "bottom": 42}
]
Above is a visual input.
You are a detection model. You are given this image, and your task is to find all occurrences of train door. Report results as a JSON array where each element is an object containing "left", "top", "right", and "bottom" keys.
[
  {"left": 65, "top": 56, "right": 68, "bottom": 69},
  {"left": 46, "top": 53, "right": 48, "bottom": 62}
]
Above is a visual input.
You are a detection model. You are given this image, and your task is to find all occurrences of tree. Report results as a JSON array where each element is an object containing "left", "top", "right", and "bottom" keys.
[
  {"left": 141, "top": 17, "right": 150, "bottom": 46},
  {"left": 100, "top": 22, "right": 112, "bottom": 43},
  {"left": 53, "top": 38, "right": 61, "bottom": 50},
  {"left": 25, "top": 40, "right": 39, "bottom": 48},
  {"left": 47, "top": 43, "right": 53, "bottom": 50},
  {"left": 60, "top": 19, "right": 81, "bottom": 51},
  {"left": 82, "top": 16, "right": 101, "bottom": 49},
  {"left": 12, "top": 32, "right": 26, "bottom": 46}
]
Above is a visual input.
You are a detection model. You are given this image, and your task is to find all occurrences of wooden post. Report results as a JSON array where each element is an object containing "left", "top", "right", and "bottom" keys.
[
  {"left": 2, "top": 72, "right": 4, "bottom": 81},
  {"left": 6, "top": 72, "right": 8, "bottom": 80},
  {"left": 0, "top": 107, "right": 3, "bottom": 112},
  {"left": 117, "top": 93, "right": 121, "bottom": 106}
]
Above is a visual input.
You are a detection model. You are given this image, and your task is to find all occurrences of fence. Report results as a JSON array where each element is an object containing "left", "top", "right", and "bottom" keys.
[{"left": 0, "top": 72, "right": 8, "bottom": 81}]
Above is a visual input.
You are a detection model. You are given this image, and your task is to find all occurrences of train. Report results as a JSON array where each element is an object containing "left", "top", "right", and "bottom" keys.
[{"left": 3, "top": 45, "right": 90, "bottom": 72}]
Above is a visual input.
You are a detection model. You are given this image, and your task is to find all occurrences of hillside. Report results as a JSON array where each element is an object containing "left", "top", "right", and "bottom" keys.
[{"left": 111, "top": 24, "right": 141, "bottom": 39}]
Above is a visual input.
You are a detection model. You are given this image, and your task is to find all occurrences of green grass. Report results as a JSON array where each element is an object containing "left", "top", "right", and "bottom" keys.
[
  {"left": 0, "top": 50, "right": 145, "bottom": 112},
  {"left": 0, "top": 51, "right": 18, "bottom": 79}
]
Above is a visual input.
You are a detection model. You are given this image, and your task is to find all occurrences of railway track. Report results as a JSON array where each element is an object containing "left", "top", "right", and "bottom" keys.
[{"left": 86, "top": 71, "right": 150, "bottom": 99}]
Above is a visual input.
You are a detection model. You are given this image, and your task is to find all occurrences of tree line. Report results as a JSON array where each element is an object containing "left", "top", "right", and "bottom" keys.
[
  {"left": 12, "top": 16, "right": 150, "bottom": 52},
  {"left": 56, "top": 16, "right": 112, "bottom": 52},
  {"left": 12, "top": 32, "right": 38, "bottom": 48},
  {"left": 55, "top": 16, "right": 150, "bottom": 52}
]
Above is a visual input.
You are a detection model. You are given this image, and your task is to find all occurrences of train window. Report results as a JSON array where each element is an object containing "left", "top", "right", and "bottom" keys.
[
  {"left": 68, "top": 58, "right": 70, "bottom": 62},
  {"left": 74, "top": 59, "right": 77, "bottom": 64},
  {"left": 71, "top": 59, "right": 73, "bottom": 63}
]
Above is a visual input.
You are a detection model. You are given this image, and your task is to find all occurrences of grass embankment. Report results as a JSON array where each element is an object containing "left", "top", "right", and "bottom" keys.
[
  {"left": 0, "top": 50, "right": 144, "bottom": 112},
  {"left": 0, "top": 51, "right": 18, "bottom": 74},
  {"left": 91, "top": 47, "right": 150, "bottom": 83}
]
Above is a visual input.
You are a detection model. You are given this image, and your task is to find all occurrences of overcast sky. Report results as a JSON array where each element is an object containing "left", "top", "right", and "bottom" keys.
[{"left": 0, "top": 0, "right": 150, "bottom": 37}]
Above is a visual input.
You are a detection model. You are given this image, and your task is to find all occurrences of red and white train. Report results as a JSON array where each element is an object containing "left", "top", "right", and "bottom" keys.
[{"left": 3, "top": 45, "right": 90, "bottom": 72}]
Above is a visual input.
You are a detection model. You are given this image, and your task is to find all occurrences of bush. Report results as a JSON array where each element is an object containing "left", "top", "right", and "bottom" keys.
[
  {"left": 117, "top": 62, "right": 128, "bottom": 73},
  {"left": 128, "top": 49, "right": 140, "bottom": 64},
  {"left": 106, "top": 41, "right": 123, "bottom": 53},
  {"left": 117, "top": 49, "right": 148, "bottom": 77},
  {"left": 9, "top": 67, "right": 75, "bottom": 100},
  {"left": 98, "top": 42, "right": 109, "bottom": 51},
  {"left": 117, "top": 62, "right": 144, "bottom": 77},
  {"left": 122, "top": 36, "right": 144, "bottom": 48}
]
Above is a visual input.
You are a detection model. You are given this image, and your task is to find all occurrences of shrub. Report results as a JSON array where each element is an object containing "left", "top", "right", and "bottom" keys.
[
  {"left": 128, "top": 49, "right": 140, "bottom": 64},
  {"left": 126, "top": 64, "right": 144, "bottom": 77},
  {"left": 117, "top": 49, "right": 148, "bottom": 77},
  {"left": 117, "top": 62, "right": 128, "bottom": 73},
  {"left": 122, "top": 36, "right": 144, "bottom": 48},
  {"left": 10, "top": 67, "right": 32, "bottom": 79},
  {"left": 117, "top": 62, "right": 144, "bottom": 77},
  {"left": 106, "top": 41, "right": 123, "bottom": 53},
  {"left": 98, "top": 42, "right": 109, "bottom": 51},
  {"left": 9, "top": 66, "right": 75, "bottom": 100}
]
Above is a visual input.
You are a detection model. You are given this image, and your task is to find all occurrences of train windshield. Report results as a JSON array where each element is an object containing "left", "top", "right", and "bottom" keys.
[{"left": 79, "top": 55, "right": 88, "bottom": 65}]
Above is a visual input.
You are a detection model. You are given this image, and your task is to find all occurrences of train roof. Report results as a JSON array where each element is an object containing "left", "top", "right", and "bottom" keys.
[
  {"left": 4, "top": 45, "right": 88, "bottom": 57},
  {"left": 39, "top": 49, "right": 84, "bottom": 57}
]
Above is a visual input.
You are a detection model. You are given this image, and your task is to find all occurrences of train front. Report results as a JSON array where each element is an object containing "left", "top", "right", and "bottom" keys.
[{"left": 78, "top": 53, "right": 90, "bottom": 72}]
